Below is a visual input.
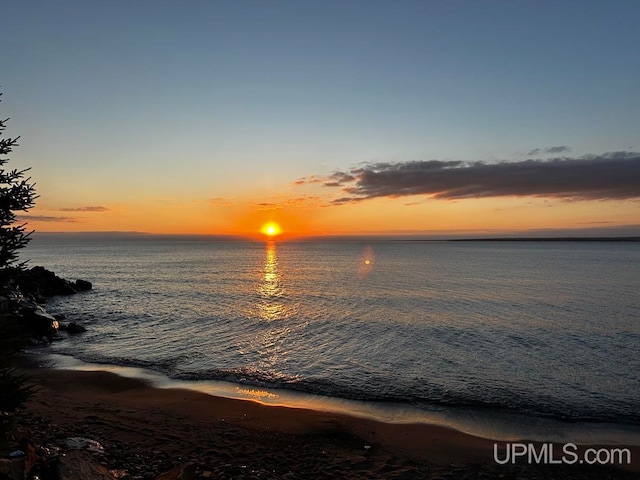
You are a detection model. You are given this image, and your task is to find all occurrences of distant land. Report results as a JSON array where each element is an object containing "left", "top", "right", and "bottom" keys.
[{"left": 447, "top": 237, "right": 640, "bottom": 242}]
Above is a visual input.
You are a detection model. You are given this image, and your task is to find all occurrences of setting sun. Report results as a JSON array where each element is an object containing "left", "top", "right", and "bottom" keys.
[{"left": 261, "top": 222, "right": 282, "bottom": 237}]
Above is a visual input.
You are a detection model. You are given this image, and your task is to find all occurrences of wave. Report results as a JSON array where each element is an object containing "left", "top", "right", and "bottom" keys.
[{"left": 48, "top": 349, "right": 640, "bottom": 427}]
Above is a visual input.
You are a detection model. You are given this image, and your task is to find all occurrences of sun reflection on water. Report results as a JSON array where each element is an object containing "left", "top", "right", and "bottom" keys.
[
  {"left": 257, "top": 241, "right": 296, "bottom": 321},
  {"left": 235, "top": 387, "right": 278, "bottom": 399},
  {"left": 246, "top": 241, "right": 301, "bottom": 380},
  {"left": 258, "top": 241, "right": 283, "bottom": 320}
]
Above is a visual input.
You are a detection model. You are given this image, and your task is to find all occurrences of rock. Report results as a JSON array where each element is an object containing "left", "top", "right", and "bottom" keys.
[
  {"left": 155, "top": 463, "right": 196, "bottom": 480},
  {"left": 17, "top": 299, "right": 40, "bottom": 312},
  {"left": 23, "top": 442, "right": 39, "bottom": 479},
  {"left": 53, "top": 313, "right": 66, "bottom": 320},
  {"left": 75, "top": 279, "right": 93, "bottom": 291},
  {"left": 23, "top": 307, "right": 59, "bottom": 339},
  {"left": 180, "top": 463, "right": 197, "bottom": 480},
  {"left": 60, "top": 437, "right": 105, "bottom": 453},
  {"left": 16, "top": 266, "right": 78, "bottom": 297},
  {"left": 155, "top": 465, "right": 182, "bottom": 480},
  {"left": 0, "top": 458, "right": 25, "bottom": 480},
  {"left": 56, "top": 450, "right": 116, "bottom": 480},
  {"left": 34, "top": 293, "right": 47, "bottom": 304},
  {"left": 0, "top": 295, "right": 9, "bottom": 313},
  {"left": 67, "top": 322, "right": 87, "bottom": 334}
]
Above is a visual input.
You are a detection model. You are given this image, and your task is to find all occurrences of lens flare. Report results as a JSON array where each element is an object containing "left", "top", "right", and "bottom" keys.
[{"left": 358, "top": 245, "right": 375, "bottom": 278}]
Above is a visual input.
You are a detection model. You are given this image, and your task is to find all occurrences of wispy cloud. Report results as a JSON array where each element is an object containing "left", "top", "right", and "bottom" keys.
[
  {"left": 210, "top": 197, "right": 235, "bottom": 206},
  {"left": 300, "top": 152, "right": 640, "bottom": 204},
  {"left": 284, "top": 196, "right": 324, "bottom": 209},
  {"left": 16, "top": 215, "right": 80, "bottom": 223},
  {"left": 58, "top": 206, "right": 109, "bottom": 212},
  {"left": 526, "top": 146, "right": 571, "bottom": 156},
  {"left": 293, "top": 175, "right": 325, "bottom": 186},
  {"left": 253, "top": 202, "right": 282, "bottom": 211}
]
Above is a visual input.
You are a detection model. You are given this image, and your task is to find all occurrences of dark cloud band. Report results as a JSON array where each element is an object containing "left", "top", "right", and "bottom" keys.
[
  {"left": 300, "top": 152, "right": 640, "bottom": 203},
  {"left": 59, "top": 206, "right": 109, "bottom": 212},
  {"left": 16, "top": 215, "right": 79, "bottom": 223}
]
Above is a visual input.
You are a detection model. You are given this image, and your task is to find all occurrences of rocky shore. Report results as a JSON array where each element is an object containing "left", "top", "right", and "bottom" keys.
[
  {"left": 0, "top": 265, "right": 93, "bottom": 479},
  {"left": 0, "top": 265, "right": 92, "bottom": 340}
]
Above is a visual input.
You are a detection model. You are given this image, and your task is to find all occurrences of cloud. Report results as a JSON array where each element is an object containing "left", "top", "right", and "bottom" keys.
[
  {"left": 293, "top": 175, "right": 324, "bottom": 185},
  {"left": 295, "top": 172, "right": 357, "bottom": 187},
  {"left": 210, "top": 197, "right": 234, "bottom": 206},
  {"left": 310, "top": 152, "right": 640, "bottom": 203},
  {"left": 284, "top": 196, "right": 323, "bottom": 209},
  {"left": 527, "top": 146, "right": 571, "bottom": 156},
  {"left": 332, "top": 197, "right": 366, "bottom": 205},
  {"left": 325, "top": 172, "right": 356, "bottom": 186},
  {"left": 58, "top": 206, "right": 109, "bottom": 212},
  {"left": 253, "top": 202, "right": 282, "bottom": 211},
  {"left": 16, "top": 215, "right": 79, "bottom": 223}
]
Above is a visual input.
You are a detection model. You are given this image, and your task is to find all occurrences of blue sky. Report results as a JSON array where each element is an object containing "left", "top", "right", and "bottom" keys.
[{"left": 2, "top": 0, "right": 639, "bottom": 234}]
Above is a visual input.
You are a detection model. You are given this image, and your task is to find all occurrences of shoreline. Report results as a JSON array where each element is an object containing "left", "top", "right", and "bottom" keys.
[
  {"left": 26, "top": 352, "right": 640, "bottom": 447},
  {"left": 16, "top": 361, "right": 640, "bottom": 478}
]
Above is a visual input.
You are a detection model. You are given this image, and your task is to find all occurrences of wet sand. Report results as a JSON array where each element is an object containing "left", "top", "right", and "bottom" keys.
[{"left": 18, "top": 367, "right": 640, "bottom": 479}]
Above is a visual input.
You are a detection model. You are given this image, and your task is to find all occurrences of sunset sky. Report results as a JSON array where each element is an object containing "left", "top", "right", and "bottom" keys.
[{"left": 3, "top": 0, "right": 639, "bottom": 238}]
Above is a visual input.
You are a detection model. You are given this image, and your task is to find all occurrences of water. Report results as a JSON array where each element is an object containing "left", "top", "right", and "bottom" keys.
[{"left": 20, "top": 234, "right": 640, "bottom": 436}]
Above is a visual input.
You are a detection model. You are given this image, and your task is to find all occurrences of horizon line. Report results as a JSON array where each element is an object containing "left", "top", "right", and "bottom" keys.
[{"left": 27, "top": 225, "right": 640, "bottom": 242}]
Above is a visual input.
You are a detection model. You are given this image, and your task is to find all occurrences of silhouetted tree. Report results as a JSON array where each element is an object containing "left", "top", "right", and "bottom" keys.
[
  {"left": 0, "top": 91, "right": 37, "bottom": 291},
  {"left": 0, "top": 92, "right": 37, "bottom": 448}
]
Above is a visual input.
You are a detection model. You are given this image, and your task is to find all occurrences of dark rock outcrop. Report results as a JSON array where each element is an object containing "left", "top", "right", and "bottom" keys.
[
  {"left": 0, "top": 457, "right": 25, "bottom": 480},
  {"left": 16, "top": 266, "right": 92, "bottom": 298},
  {"left": 74, "top": 279, "right": 93, "bottom": 291},
  {"left": 56, "top": 450, "right": 115, "bottom": 480},
  {"left": 19, "top": 302, "right": 59, "bottom": 339},
  {"left": 5, "top": 266, "right": 92, "bottom": 339},
  {"left": 66, "top": 322, "right": 87, "bottom": 334}
]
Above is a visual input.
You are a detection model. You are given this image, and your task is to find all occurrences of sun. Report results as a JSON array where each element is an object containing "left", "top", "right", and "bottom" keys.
[{"left": 261, "top": 222, "right": 282, "bottom": 237}]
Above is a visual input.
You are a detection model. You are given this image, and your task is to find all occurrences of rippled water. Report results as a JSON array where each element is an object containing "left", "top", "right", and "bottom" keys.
[{"left": 22, "top": 235, "right": 640, "bottom": 426}]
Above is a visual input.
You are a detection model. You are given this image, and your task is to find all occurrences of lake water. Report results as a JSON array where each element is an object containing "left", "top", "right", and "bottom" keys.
[{"left": 21, "top": 234, "right": 640, "bottom": 441}]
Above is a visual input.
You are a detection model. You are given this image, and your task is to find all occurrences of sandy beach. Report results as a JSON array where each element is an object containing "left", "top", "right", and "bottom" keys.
[{"left": 14, "top": 366, "right": 639, "bottom": 479}]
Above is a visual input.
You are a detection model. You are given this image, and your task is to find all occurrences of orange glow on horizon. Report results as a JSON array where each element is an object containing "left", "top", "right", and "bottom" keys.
[{"left": 24, "top": 192, "right": 640, "bottom": 238}]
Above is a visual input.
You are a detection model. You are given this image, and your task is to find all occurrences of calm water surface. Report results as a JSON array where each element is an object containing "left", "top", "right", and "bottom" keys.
[{"left": 22, "top": 235, "right": 640, "bottom": 428}]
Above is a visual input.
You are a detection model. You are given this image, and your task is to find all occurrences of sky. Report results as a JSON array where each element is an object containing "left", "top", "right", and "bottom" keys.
[{"left": 2, "top": 0, "right": 640, "bottom": 238}]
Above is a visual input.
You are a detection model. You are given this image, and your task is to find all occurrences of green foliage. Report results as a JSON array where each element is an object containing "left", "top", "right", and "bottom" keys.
[
  {"left": 0, "top": 91, "right": 37, "bottom": 292},
  {"left": 0, "top": 91, "right": 37, "bottom": 447}
]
